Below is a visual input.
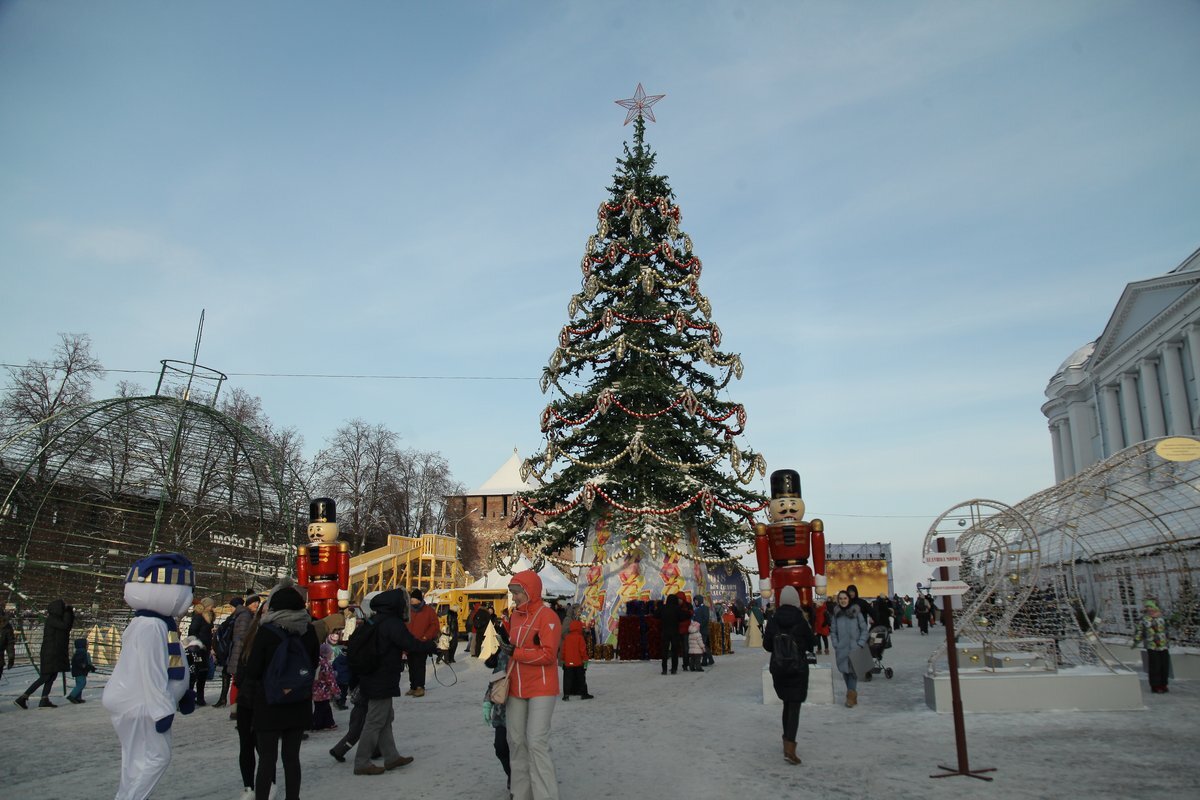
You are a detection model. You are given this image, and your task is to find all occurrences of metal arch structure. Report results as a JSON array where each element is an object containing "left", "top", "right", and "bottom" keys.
[
  {"left": 923, "top": 499, "right": 1042, "bottom": 642},
  {"left": 926, "top": 437, "right": 1200, "bottom": 676},
  {"left": 1012, "top": 438, "right": 1200, "bottom": 647},
  {"left": 0, "top": 390, "right": 310, "bottom": 624}
]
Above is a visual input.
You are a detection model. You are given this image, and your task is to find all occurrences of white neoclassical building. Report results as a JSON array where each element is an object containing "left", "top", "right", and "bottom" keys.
[{"left": 1043, "top": 246, "right": 1200, "bottom": 482}]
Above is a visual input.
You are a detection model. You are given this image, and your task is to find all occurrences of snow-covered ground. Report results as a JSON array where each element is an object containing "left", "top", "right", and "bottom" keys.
[{"left": 2, "top": 628, "right": 1197, "bottom": 800}]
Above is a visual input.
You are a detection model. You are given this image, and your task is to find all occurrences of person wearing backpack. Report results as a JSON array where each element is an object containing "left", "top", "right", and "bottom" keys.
[
  {"left": 353, "top": 587, "right": 439, "bottom": 776},
  {"left": 239, "top": 583, "right": 318, "bottom": 800},
  {"left": 211, "top": 596, "right": 242, "bottom": 707},
  {"left": 329, "top": 591, "right": 382, "bottom": 763},
  {"left": 762, "top": 585, "right": 815, "bottom": 765},
  {"left": 915, "top": 594, "right": 932, "bottom": 635}
]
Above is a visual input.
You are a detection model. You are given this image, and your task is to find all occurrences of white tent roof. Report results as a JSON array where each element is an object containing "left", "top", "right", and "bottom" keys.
[
  {"left": 462, "top": 555, "right": 576, "bottom": 597},
  {"left": 466, "top": 447, "right": 537, "bottom": 496}
]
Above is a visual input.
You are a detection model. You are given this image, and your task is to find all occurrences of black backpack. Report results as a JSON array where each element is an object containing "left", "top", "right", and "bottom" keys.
[
  {"left": 347, "top": 619, "right": 384, "bottom": 677},
  {"left": 770, "top": 629, "right": 804, "bottom": 676},
  {"left": 213, "top": 614, "right": 237, "bottom": 667},
  {"left": 262, "top": 624, "right": 314, "bottom": 705}
]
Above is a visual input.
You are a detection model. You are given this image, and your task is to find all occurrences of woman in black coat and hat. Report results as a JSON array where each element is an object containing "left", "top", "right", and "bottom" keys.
[
  {"left": 14, "top": 598, "right": 74, "bottom": 709},
  {"left": 240, "top": 582, "right": 318, "bottom": 800},
  {"left": 762, "top": 585, "right": 815, "bottom": 765}
]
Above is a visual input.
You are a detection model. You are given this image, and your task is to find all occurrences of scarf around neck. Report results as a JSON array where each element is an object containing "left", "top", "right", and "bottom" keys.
[
  {"left": 134, "top": 609, "right": 186, "bottom": 680},
  {"left": 263, "top": 608, "right": 311, "bottom": 636}
]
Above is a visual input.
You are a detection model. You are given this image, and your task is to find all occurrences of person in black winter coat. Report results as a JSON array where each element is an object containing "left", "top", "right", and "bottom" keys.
[
  {"left": 845, "top": 584, "right": 875, "bottom": 626},
  {"left": 15, "top": 598, "right": 74, "bottom": 709},
  {"left": 871, "top": 595, "right": 893, "bottom": 632},
  {"left": 438, "top": 606, "right": 460, "bottom": 664},
  {"left": 0, "top": 610, "right": 16, "bottom": 683},
  {"left": 658, "top": 593, "right": 684, "bottom": 675},
  {"left": 240, "top": 583, "right": 318, "bottom": 800},
  {"left": 471, "top": 603, "right": 491, "bottom": 657},
  {"left": 763, "top": 586, "right": 815, "bottom": 765},
  {"left": 693, "top": 595, "right": 714, "bottom": 666},
  {"left": 353, "top": 587, "right": 439, "bottom": 775},
  {"left": 186, "top": 597, "right": 215, "bottom": 705}
]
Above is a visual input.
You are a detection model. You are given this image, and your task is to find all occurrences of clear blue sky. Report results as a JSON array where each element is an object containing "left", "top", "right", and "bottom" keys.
[{"left": 2, "top": 1, "right": 1198, "bottom": 592}]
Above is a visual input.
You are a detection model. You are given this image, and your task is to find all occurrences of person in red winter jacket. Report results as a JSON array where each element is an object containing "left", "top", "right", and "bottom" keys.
[
  {"left": 559, "top": 620, "right": 593, "bottom": 701},
  {"left": 406, "top": 588, "right": 439, "bottom": 697},
  {"left": 500, "top": 570, "right": 562, "bottom": 800}
]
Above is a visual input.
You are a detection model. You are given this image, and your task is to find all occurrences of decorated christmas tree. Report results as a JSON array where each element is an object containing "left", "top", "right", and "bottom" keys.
[{"left": 500, "top": 87, "right": 768, "bottom": 647}]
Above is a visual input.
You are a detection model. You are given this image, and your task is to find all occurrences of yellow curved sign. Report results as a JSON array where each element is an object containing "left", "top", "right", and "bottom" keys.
[{"left": 1155, "top": 437, "right": 1200, "bottom": 462}]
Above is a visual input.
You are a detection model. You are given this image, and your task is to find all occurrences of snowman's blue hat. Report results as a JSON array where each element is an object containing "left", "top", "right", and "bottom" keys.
[{"left": 125, "top": 553, "right": 195, "bottom": 587}]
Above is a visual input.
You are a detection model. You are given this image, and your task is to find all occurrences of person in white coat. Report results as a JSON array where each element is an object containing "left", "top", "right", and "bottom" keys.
[{"left": 102, "top": 553, "right": 197, "bottom": 800}]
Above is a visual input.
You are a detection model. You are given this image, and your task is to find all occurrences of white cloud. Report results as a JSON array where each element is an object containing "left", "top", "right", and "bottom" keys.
[{"left": 28, "top": 220, "right": 204, "bottom": 276}]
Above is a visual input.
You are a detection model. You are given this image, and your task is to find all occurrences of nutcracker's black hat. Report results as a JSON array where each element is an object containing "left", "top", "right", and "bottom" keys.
[
  {"left": 310, "top": 497, "right": 337, "bottom": 523},
  {"left": 769, "top": 469, "right": 802, "bottom": 499}
]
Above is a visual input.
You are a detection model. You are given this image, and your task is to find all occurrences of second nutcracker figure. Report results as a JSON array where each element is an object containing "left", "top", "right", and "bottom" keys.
[
  {"left": 754, "top": 469, "right": 826, "bottom": 607},
  {"left": 297, "top": 497, "right": 351, "bottom": 619}
]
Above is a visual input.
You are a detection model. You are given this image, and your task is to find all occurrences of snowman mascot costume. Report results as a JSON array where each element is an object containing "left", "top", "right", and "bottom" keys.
[{"left": 102, "top": 553, "right": 197, "bottom": 800}]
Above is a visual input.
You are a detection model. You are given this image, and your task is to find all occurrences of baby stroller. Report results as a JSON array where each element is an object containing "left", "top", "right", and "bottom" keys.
[{"left": 861, "top": 624, "right": 893, "bottom": 681}]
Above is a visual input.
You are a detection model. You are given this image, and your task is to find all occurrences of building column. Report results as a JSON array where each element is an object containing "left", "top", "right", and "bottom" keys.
[
  {"left": 1139, "top": 358, "right": 1167, "bottom": 438},
  {"left": 1100, "top": 385, "right": 1125, "bottom": 456},
  {"left": 1050, "top": 422, "right": 1066, "bottom": 483},
  {"left": 1186, "top": 325, "right": 1200, "bottom": 394},
  {"left": 1162, "top": 342, "right": 1191, "bottom": 435},
  {"left": 1120, "top": 372, "right": 1144, "bottom": 443},
  {"left": 1067, "top": 400, "right": 1097, "bottom": 473},
  {"left": 1056, "top": 419, "right": 1076, "bottom": 479}
]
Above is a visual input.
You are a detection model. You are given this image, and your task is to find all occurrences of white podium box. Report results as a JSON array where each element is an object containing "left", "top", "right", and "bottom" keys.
[
  {"left": 923, "top": 666, "right": 1143, "bottom": 712},
  {"left": 985, "top": 651, "right": 1048, "bottom": 669},
  {"left": 762, "top": 661, "right": 834, "bottom": 705}
]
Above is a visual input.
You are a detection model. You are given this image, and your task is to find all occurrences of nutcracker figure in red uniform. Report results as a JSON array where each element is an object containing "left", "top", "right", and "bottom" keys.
[
  {"left": 754, "top": 469, "right": 826, "bottom": 607},
  {"left": 297, "top": 497, "right": 351, "bottom": 619}
]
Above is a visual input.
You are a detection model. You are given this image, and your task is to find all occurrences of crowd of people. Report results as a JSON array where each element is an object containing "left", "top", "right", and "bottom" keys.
[{"left": 1, "top": 577, "right": 1181, "bottom": 797}]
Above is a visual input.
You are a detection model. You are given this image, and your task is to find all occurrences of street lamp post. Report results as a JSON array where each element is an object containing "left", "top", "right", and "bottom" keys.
[{"left": 453, "top": 506, "right": 479, "bottom": 538}]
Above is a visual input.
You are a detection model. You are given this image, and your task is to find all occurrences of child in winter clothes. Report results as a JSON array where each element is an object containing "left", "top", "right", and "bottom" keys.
[
  {"left": 328, "top": 632, "right": 351, "bottom": 710},
  {"left": 66, "top": 638, "right": 96, "bottom": 703},
  {"left": 182, "top": 636, "right": 208, "bottom": 707},
  {"left": 560, "top": 619, "right": 594, "bottom": 700},
  {"left": 311, "top": 642, "right": 341, "bottom": 731},
  {"left": 686, "top": 619, "right": 705, "bottom": 672},
  {"left": 483, "top": 638, "right": 512, "bottom": 792},
  {"left": 1133, "top": 599, "right": 1172, "bottom": 693}
]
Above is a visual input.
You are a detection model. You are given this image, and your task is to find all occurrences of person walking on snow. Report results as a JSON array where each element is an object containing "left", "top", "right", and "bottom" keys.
[
  {"left": 829, "top": 589, "right": 869, "bottom": 708},
  {"left": 0, "top": 609, "right": 17, "bottom": 684},
  {"left": 14, "top": 598, "right": 74, "bottom": 709},
  {"left": 67, "top": 637, "right": 97, "bottom": 703},
  {"left": 352, "top": 588, "right": 439, "bottom": 776},
  {"left": 101, "top": 554, "right": 197, "bottom": 800},
  {"left": 240, "top": 582, "right": 318, "bottom": 800},
  {"left": 763, "top": 585, "right": 815, "bottom": 764}
]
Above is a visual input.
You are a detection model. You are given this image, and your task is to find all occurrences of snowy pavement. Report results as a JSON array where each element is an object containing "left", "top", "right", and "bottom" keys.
[{"left": 1, "top": 628, "right": 1197, "bottom": 799}]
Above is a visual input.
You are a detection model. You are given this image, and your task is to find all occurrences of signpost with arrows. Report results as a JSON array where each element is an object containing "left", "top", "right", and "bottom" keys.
[{"left": 927, "top": 536, "right": 996, "bottom": 781}]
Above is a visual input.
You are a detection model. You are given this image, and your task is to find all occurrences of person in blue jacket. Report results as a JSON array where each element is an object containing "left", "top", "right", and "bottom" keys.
[{"left": 66, "top": 638, "right": 97, "bottom": 704}]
